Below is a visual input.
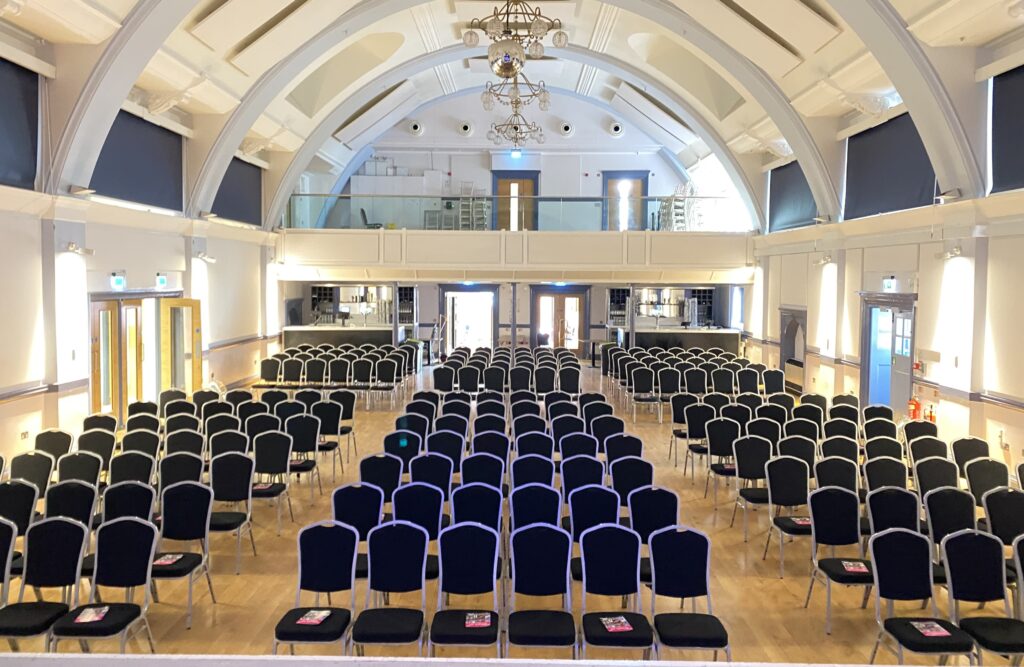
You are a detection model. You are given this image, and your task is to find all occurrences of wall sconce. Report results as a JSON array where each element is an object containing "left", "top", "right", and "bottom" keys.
[
  {"left": 812, "top": 254, "right": 834, "bottom": 266},
  {"left": 69, "top": 185, "right": 96, "bottom": 196},
  {"left": 937, "top": 245, "right": 962, "bottom": 260},
  {"left": 196, "top": 252, "right": 217, "bottom": 264},
  {"left": 812, "top": 215, "right": 831, "bottom": 224},
  {"left": 65, "top": 242, "right": 95, "bottom": 256},
  {"left": 200, "top": 211, "right": 219, "bottom": 220},
  {"left": 935, "top": 189, "right": 961, "bottom": 205}
]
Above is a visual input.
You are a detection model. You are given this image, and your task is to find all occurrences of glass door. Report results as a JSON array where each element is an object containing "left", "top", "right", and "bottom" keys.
[
  {"left": 160, "top": 298, "right": 203, "bottom": 394},
  {"left": 535, "top": 293, "right": 582, "bottom": 350},
  {"left": 89, "top": 299, "right": 145, "bottom": 422}
]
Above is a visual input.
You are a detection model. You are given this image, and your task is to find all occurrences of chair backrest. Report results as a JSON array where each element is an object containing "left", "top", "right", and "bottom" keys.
[
  {"left": 516, "top": 431, "right": 555, "bottom": 459},
  {"left": 44, "top": 480, "right": 97, "bottom": 526},
  {"left": 706, "top": 417, "right": 740, "bottom": 458},
  {"left": 438, "top": 523, "right": 500, "bottom": 603},
  {"left": 34, "top": 430, "right": 74, "bottom": 461},
  {"left": 93, "top": 517, "right": 159, "bottom": 593},
  {"left": 435, "top": 414, "right": 469, "bottom": 438},
  {"left": 982, "top": 487, "right": 1024, "bottom": 546},
  {"left": 121, "top": 429, "right": 160, "bottom": 458},
  {"left": 510, "top": 524, "right": 571, "bottom": 602},
  {"left": 869, "top": 528, "right": 934, "bottom": 602},
  {"left": 941, "top": 529, "right": 1009, "bottom": 609},
  {"left": 366, "top": 521, "right": 428, "bottom": 599},
  {"left": 10, "top": 451, "right": 54, "bottom": 496},
  {"left": 22, "top": 517, "right": 88, "bottom": 592},
  {"left": 331, "top": 483, "right": 384, "bottom": 542},
  {"left": 814, "top": 457, "right": 858, "bottom": 494},
  {"left": 568, "top": 484, "right": 619, "bottom": 541},
  {"left": 966, "top": 458, "right": 1009, "bottom": 506},
  {"left": 821, "top": 436, "right": 859, "bottom": 463},
  {"left": 828, "top": 404, "right": 860, "bottom": 424},
  {"left": 867, "top": 487, "right": 921, "bottom": 534},
  {"left": 511, "top": 454, "right": 555, "bottom": 488},
  {"left": 451, "top": 483, "right": 502, "bottom": 533},
  {"left": 865, "top": 436, "right": 903, "bottom": 461},
  {"left": 580, "top": 524, "right": 641, "bottom": 600},
  {"left": 864, "top": 456, "right": 908, "bottom": 491},
  {"left": 823, "top": 418, "right": 858, "bottom": 440},
  {"left": 286, "top": 414, "right": 321, "bottom": 456},
  {"left": 165, "top": 429, "right": 204, "bottom": 457},
  {"left": 160, "top": 481, "right": 213, "bottom": 542},
  {"left": 863, "top": 418, "right": 897, "bottom": 441},
  {"left": 627, "top": 486, "right": 678, "bottom": 544},
  {"left": 359, "top": 454, "right": 403, "bottom": 503},
  {"left": 746, "top": 417, "right": 781, "bottom": 448},
  {"left": 784, "top": 418, "right": 819, "bottom": 442},
  {"left": 102, "top": 481, "right": 155, "bottom": 522},
  {"left": 778, "top": 435, "right": 816, "bottom": 473},
  {"left": 808, "top": 486, "right": 860, "bottom": 548},
  {"left": 393, "top": 482, "right": 444, "bottom": 540},
  {"left": 684, "top": 403, "right": 716, "bottom": 441},
  {"left": 77, "top": 429, "right": 116, "bottom": 469},
  {"left": 610, "top": 456, "right": 653, "bottom": 507},
  {"left": 0, "top": 480, "right": 37, "bottom": 536},
  {"left": 109, "top": 451, "right": 156, "bottom": 485},
  {"left": 733, "top": 436, "right": 772, "bottom": 481},
  {"left": 410, "top": 453, "right": 454, "bottom": 500},
  {"left": 913, "top": 457, "right": 958, "bottom": 498},
  {"left": 903, "top": 419, "right": 938, "bottom": 444},
  {"left": 909, "top": 436, "right": 948, "bottom": 464},
  {"left": 950, "top": 437, "right": 988, "bottom": 477},
  {"left": 649, "top": 526, "right": 712, "bottom": 604},
  {"left": 510, "top": 483, "right": 561, "bottom": 531},
  {"left": 159, "top": 452, "right": 205, "bottom": 493},
  {"left": 766, "top": 456, "right": 809, "bottom": 509},
  {"left": 84, "top": 413, "right": 117, "bottom": 433},
  {"left": 167, "top": 413, "right": 201, "bottom": 435},
  {"left": 297, "top": 521, "right": 358, "bottom": 604},
  {"left": 460, "top": 452, "right": 505, "bottom": 489},
  {"left": 211, "top": 452, "right": 254, "bottom": 504},
  {"left": 924, "top": 487, "right": 977, "bottom": 547}
]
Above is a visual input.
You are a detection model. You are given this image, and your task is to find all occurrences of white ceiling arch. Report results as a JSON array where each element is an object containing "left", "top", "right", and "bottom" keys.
[
  {"left": 828, "top": 0, "right": 985, "bottom": 198},
  {"left": 44, "top": 0, "right": 198, "bottom": 195},
  {"left": 186, "top": 0, "right": 839, "bottom": 226},
  {"left": 263, "top": 44, "right": 766, "bottom": 233}
]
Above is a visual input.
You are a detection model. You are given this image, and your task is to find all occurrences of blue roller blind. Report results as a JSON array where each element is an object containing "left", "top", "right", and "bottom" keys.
[
  {"left": 212, "top": 157, "right": 262, "bottom": 225},
  {"left": 845, "top": 113, "right": 935, "bottom": 220},
  {"left": 0, "top": 59, "right": 38, "bottom": 190},
  {"left": 768, "top": 161, "right": 816, "bottom": 232},
  {"left": 90, "top": 110, "right": 183, "bottom": 211},
  {"left": 992, "top": 65, "right": 1024, "bottom": 194}
]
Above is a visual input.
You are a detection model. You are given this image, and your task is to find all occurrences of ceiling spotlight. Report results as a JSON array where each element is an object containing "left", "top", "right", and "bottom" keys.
[
  {"left": 938, "top": 246, "right": 963, "bottom": 260},
  {"left": 69, "top": 185, "right": 96, "bottom": 196},
  {"left": 935, "top": 188, "right": 961, "bottom": 204},
  {"left": 196, "top": 252, "right": 217, "bottom": 264},
  {"left": 813, "top": 215, "right": 831, "bottom": 224},
  {"left": 65, "top": 242, "right": 95, "bottom": 256}
]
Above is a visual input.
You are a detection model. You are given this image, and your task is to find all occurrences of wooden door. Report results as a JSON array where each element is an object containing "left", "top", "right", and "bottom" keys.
[
  {"left": 90, "top": 301, "right": 120, "bottom": 415},
  {"left": 536, "top": 294, "right": 582, "bottom": 349},
  {"left": 160, "top": 298, "right": 203, "bottom": 394},
  {"left": 496, "top": 177, "right": 536, "bottom": 231},
  {"left": 121, "top": 300, "right": 144, "bottom": 409}
]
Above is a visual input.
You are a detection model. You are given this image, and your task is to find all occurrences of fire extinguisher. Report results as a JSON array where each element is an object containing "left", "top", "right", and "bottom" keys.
[
  {"left": 907, "top": 395, "right": 921, "bottom": 421},
  {"left": 925, "top": 404, "right": 937, "bottom": 424}
]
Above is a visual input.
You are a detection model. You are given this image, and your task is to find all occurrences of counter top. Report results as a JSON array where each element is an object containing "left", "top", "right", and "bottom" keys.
[
  {"left": 611, "top": 326, "right": 741, "bottom": 334},
  {"left": 283, "top": 325, "right": 394, "bottom": 331}
]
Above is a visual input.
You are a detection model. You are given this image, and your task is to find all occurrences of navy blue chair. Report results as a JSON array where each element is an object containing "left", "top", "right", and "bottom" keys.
[
  {"left": 628, "top": 486, "right": 678, "bottom": 583},
  {"left": 410, "top": 453, "right": 453, "bottom": 500},
  {"left": 516, "top": 432, "right": 554, "bottom": 459},
  {"left": 451, "top": 483, "right": 502, "bottom": 533},
  {"left": 429, "top": 523, "right": 502, "bottom": 656},
  {"left": 332, "top": 483, "right": 384, "bottom": 579},
  {"left": 610, "top": 456, "right": 654, "bottom": 507},
  {"left": 151, "top": 482, "right": 215, "bottom": 629},
  {"left": 473, "top": 415, "right": 506, "bottom": 436},
  {"left": 560, "top": 455, "right": 604, "bottom": 505},
  {"left": 559, "top": 433, "right": 598, "bottom": 460},
  {"left": 510, "top": 484, "right": 561, "bottom": 531},
  {"left": 649, "top": 526, "right": 730, "bottom": 660},
  {"left": 351, "top": 521, "right": 429, "bottom": 654},
  {"left": 506, "top": 524, "right": 576, "bottom": 657},
  {"left": 384, "top": 430, "right": 422, "bottom": 473},
  {"left": 579, "top": 524, "right": 654, "bottom": 658},
  {"left": 273, "top": 521, "right": 358, "bottom": 655},
  {"left": 511, "top": 455, "right": 555, "bottom": 489},
  {"left": 461, "top": 453, "right": 506, "bottom": 495},
  {"left": 472, "top": 431, "right": 510, "bottom": 466}
]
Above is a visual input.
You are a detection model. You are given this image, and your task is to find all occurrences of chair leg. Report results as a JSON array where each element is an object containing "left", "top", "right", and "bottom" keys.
[
  {"left": 249, "top": 524, "right": 257, "bottom": 556},
  {"left": 143, "top": 618, "right": 156, "bottom": 653},
  {"left": 779, "top": 531, "right": 785, "bottom": 579},
  {"left": 763, "top": 527, "right": 773, "bottom": 560},
  {"left": 825, "top": 578, "right": 832, "bottom": 634},
  {"left": 804, "top": 572, "right": 816, "bottom": 608},
  {"left": 868, "top": 630, "right": 883, "bottom": 664}
]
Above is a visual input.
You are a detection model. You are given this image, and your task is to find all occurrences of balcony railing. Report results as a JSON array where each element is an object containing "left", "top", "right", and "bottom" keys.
[{"left": 286, "top": 194, "right": 749, "bottom": 232}]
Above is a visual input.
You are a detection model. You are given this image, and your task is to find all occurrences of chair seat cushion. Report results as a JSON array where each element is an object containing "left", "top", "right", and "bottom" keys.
[
  {"left": 709, "top": 463, "right": 736, "bottom": 477},
  {"left": 672, "top": 429, "right": 687, "bottom": 439},
  {"left": 773, "top": 516, "right": 813, "bottom": 536},
  {"left": 289, "top": 460, "right": 316, "bottom": 473},
  {"left": 338, "top": 426, "right": 352, "bottom": 436},
  {"left": 818, "top": 558, "right": 874, "bottom": 585},
  {"left": 355, "top": 553, "right": 368, "bottom": 579},
  {"left": 210, "top": 511, "right": 247, "bottom": 532},
  {"left": 634, "top": 396, "right": 659, "bottom": 404},
  {"left": 275, "top": 607, "right": 351, "bottom": 643},
  {"left": 51, "top": 603, "right": 141, "bottom": 637},
  {"left": 654, "top": 613, "right": 729, "bottom": 649},
  {"left": 571, "top": 556, "right": 583, "bottom": 582},
  {"left": 429, "top": 610, "right": 500, "bottom": 645},
  {"left": 507, "top": 610, "right": 576, "bottom": 647},
  {"left": 687, "top": 445, "right": 708, "bottom": 455},
  {"left": 582, "top": 611, "right": 654, "bottom": 647},
  {"left": 9, "top": 552, "right": 22, "bottom": 577},
  {"left": 959, "top": 616, "right": 1024, "bottom": 654},
  {"left": 151, "top": 552, "right": 203, "bottom": 579},
  {"left": 318, "top": 441, "right": 339, "bottom": 452},
  {"left": 425, "top": 554, "right": 439, "bottom": 580},
  {"left": 351, "top": 608, "right": 424, "bottom": 644},
  {"left": 883, "top": 617, "right": 974, "bottom": 654},
  {"left": 252, "top": 483, "right": 286, "bottom": 499},
  {"left": 739, "top": 488, "right": 769, "bottom": 503},
  {"left": 0, "top": 602, "right": 69, "bottom": 636}
]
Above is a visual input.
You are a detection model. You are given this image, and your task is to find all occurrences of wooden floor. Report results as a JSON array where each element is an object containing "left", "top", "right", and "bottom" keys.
[{"left": 16, "top": 368, "right": 966, "bottom": 663}]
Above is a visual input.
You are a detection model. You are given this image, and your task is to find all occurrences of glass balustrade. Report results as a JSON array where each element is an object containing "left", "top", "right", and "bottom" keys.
[{"left": 285, "top": 194, "right": 750, "bottom": 232}]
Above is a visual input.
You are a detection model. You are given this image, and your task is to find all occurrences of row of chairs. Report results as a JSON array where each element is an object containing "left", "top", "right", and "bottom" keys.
[{"left": 432, "top": 364, "right": 582, "bottom": 397}]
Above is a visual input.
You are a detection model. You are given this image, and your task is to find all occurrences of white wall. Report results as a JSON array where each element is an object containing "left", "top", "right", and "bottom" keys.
[
  {"left": 0, "top": 213, "right": 44, "bottom": 390},
  {"left": 205, "top": 238, "right": 262, "bottom": 344}
]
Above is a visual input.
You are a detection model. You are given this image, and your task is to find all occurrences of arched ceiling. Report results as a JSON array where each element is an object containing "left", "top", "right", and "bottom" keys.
[{"left": 9, "top": 0, "right": 1021, "bottom": 228}]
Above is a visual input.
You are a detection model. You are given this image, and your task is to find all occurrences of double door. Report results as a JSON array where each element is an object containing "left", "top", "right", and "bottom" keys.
[{"left": 535, "top": 292, "right": 582, "bottom": 350}]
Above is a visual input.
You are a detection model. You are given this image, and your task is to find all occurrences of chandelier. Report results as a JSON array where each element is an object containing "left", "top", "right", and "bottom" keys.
[
  {"left": 487, "top": 98, "right": 545, "bottom": 148},
  {"left": 481, "top": 73, "right": 550, "bottom": 112},
  {"left": 463, "top": 1, "right": 569, "bottom": 63}
]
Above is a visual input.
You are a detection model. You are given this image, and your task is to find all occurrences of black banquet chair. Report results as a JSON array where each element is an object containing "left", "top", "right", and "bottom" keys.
[
  {"left": 273, "top": 521, "right": 358, "bottom": 656},
  {"left": 506, "top": 524, "right": 576, "bottom": 658}
]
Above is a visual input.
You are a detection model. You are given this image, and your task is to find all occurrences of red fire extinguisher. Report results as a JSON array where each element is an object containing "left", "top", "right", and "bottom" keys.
[
  {"left": 925, "top": 404, "right": 937, "bottom": 424},
  {"left": 907, "top": 395, "right": 922, "bottom": 421}
]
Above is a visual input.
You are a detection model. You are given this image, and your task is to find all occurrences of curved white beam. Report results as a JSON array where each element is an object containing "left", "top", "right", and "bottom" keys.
[
  {"left": 190, "top": 0, "right": 838, "bottom": 225},
  {"left": 603, "top": 0, "right": 841, "bottom": 220},
  {"left": 828, "top": 0, "right": 984, "bottom": 199},
  {"left": 45, "top": 0, "right": 200, "bottom": 195},
  {"left": 264, "top": 45, "right": 765, "bottom": 232}
]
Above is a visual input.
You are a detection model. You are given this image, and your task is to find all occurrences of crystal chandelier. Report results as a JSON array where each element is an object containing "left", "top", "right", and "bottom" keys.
[
  {"left": 487, "top": 98, "right": 545, "bottom": 148},
  {"left": 481, "top": 73, "right": 551, "bottom": 112},
  {"left": 463, "top": 0, "right": 569, "bottom": 63}
]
